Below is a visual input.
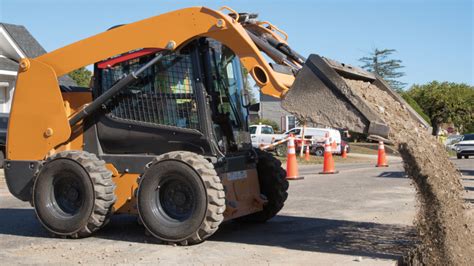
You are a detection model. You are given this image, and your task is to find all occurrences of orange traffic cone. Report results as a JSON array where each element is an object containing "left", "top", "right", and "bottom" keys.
[
  {"left": 341, "top": 145, "right": 348, "bottom": 159},
  {"left": 286, "top": 134, "right": 304, "bottom": 180},
  {"left": 319, "top": 136, "right": 339, "bottom": 174},
  {"left": 305, "top": 142, "right": 310, "bottom": 161},
  {"left": 376, "top": 141, "right": 389, "bottom": 167}
]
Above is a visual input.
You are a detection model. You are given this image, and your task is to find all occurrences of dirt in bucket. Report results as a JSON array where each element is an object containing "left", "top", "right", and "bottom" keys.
[{"left": 284, "top": 78, "right": 473, "bottom": 265}]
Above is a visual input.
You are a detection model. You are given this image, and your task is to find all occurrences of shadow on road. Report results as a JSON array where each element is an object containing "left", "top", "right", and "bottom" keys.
[
  {"left": 0, "top": 208, "right": 416, "bottom": 260},
  {"left": 212, "top": 215, "right": 416, "bottom": 260},
  {"left": 377, "top": 171, "right": 406, "bottom": 178}
]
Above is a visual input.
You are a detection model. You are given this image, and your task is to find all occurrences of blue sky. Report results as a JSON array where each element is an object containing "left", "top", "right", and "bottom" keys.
[{"left": 0, "top": 0, "right": 472, "bottom": 88}]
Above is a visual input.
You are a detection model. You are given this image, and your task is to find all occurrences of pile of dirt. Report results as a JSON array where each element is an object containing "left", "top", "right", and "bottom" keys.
[
  {"left": 343, "top": 78, "right": 473, "bottom": 265},
  {"left": 284, "top": 77, "right": 473, "bottom": 265}
]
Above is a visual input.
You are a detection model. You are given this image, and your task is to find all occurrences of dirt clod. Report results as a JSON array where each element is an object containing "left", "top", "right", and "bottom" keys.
[{"left": 284, "top": 77, "right": 474, "bottom": 265}]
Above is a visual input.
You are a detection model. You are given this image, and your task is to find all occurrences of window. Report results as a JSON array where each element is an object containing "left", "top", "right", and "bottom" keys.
[
  {"left": 463, "top": 134, "right": 474, "bottom": 141},
  {"left": 209, "top": 43, "right": 248, "bottom": 130},
  {"left": 261, "top": 126, "right": 274, "bottom": 134},
  {"left": 100, "top": 49, "right": 199, "bottom": 130},
  {"left": 249, "top": 126, "right": 257, "bottom": 134}
]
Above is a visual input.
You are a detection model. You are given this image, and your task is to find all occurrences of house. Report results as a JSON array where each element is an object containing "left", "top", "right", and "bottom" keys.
[
  {"left": 0, "top": 22, "right": 76, "bottom": 164},
  {"left": 259, "top": 94, "right": 297, "bottom": 132},
  {"left": 259, "top": 94, "right": 328, "bottom": 132}
]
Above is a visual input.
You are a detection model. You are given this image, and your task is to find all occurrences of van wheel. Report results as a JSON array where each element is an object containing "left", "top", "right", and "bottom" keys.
[
  {"left": 237, "top": 150, "right": 288, "bottom": 223},
  {"left": 314, "top": 147, "right": 325, "bottom": 157},
  {"left": 33, "top": 151, "right": 116, "bottom": 238},
  {"left": 465, "top": 155, "right": 469, "bottom": 159},
  {"left": 138, "top": 151, "right": 225, "bottom": 245},
  {"left": 457, "top": 154, "right": 462, "bottom": 159}
]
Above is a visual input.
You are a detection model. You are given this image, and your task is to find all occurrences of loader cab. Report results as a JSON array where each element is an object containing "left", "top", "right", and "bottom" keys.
[{"left": 89, "top": 38, "right": 251, "bottom": 166}]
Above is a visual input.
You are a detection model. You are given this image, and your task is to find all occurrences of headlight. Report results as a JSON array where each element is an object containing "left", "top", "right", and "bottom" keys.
[{"left": 456, "top": 147, "right": 461, "bottom": 151}]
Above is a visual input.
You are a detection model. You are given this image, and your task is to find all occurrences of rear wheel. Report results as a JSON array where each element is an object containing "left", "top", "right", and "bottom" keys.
[
  {"left": 465, "top": 155, "right": 469, "bottom": 159},
  {"left": 33, "top": 151, "right": 116, "bottom": 238},
  {"left": 238, "top": 150, "right": 288, "bottom": 223},
  {"left": 138, "top": 151, "right": 225, "bottom": 245}
]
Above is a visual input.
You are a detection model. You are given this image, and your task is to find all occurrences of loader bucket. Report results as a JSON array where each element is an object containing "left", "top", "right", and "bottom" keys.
[{"left": 281, "top": 54, "right": 430, "bottom": 139}]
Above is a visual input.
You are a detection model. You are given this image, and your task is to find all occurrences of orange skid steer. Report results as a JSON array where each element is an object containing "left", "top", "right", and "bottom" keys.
[{"left": 4, "top": 6, "right": 426, "bottom": 244}]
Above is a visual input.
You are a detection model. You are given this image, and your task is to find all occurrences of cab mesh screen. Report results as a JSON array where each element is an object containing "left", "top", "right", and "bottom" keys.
[{"left": 100, "top": 52, "right": 199, "bottom": 130}]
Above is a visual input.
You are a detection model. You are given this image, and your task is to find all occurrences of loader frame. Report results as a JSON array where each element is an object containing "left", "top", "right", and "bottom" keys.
[{"left": 7, "top": 6, "right": 292, "bottom": 163}]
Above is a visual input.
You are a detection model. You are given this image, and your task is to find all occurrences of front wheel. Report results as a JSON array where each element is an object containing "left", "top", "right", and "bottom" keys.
[
  {"left": 137, "top": 151, "right": 225, "bottom": 245},
  {"left": 33, "top": 151, "right": 116, "bottom": 238},
  {"left": 238, "top": 150, "right": 288, "bottom": 223},
  {"left": 457, "top": 154, "right": 462, "bottom": 159}
]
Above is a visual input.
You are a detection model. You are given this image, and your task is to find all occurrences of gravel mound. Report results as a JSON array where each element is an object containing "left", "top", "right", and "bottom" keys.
[
  {"left": 284, "top": 77, "right": 473, "bottom": 265},
  {"left": 344, "top": 78, "right": 473, "bottom": 265}
]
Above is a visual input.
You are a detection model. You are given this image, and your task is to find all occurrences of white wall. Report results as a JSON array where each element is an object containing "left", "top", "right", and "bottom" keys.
[{"left": 0, "top": 75, "right": 15, "bottom": 114}]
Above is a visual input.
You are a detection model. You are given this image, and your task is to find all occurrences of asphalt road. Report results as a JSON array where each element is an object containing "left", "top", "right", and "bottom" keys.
[{"left": 0, "top": 157, "right": 472, "bottom": 265}]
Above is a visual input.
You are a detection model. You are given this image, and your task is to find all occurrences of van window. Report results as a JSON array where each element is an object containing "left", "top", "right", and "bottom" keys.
[
  {"left": 261, "top": 126, "right": 274, "bottom": 134},
  {"left": 249, "top": 126, "right": 257, "bottom": 134}
]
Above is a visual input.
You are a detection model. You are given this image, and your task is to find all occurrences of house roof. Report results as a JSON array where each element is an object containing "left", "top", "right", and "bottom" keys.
[
  {"left": 0, "top": 22, "right": 77, "bottom": 86},
  {"left": 0, "top": 57, "right": 18, "bottom": 72},
  {"left": 0, "top": 23, "right": 46, "bottom": 58}
]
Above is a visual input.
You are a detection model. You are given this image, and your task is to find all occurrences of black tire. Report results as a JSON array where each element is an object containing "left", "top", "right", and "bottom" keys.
[
  {"left": 138, "top": 151, "right": 225, "bottom": 245},
  {"left": 314, "top": 147, "right": 325, "bottom": 157},
  {"left": 275, "top": 144, "right": 287, "bottom": 157},
  {"left": 238, "top": 150, "right": 288, "bottom": 223},
  {"left": 33, "top": 151, "right": 116, "bottom": 238},
  {"left": 0, "top": 149, "right": 4, "bottom": 169},
  {"left": 457, "top": 154, "right": 462, "bottom": 159},
  {"left": 465, "top": 155, "right": 469, "bottom": 159}
]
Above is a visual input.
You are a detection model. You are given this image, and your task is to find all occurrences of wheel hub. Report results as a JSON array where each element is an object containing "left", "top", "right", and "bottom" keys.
[{"left": 158, "top": 178, "right": 195, "bottom": 221}]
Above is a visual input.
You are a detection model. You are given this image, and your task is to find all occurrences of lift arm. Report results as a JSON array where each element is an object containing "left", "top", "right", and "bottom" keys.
[{"left": 8, "top": 6, "right": 292, "bottom": 160}]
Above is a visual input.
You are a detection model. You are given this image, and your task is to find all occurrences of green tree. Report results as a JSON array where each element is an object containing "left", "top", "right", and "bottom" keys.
[
  {"left": 68, "top": 67, "right": 92, "bottom": 87},
  {"left": 359, "top": 48, "right": 407, "bottom": 91},
  {"left": 407, "top": 81, "right": 474, "bottom": 135},
  {"left": 399, "top": 91, "right": 431, "bottom": 125}
]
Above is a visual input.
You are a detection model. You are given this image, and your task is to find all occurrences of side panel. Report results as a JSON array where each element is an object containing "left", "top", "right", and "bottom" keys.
[
  {"left": 221, "top": 168, "right": 263, "bottom": 221},
  {"left": 7, "top": 59, "right": 70, "bottom": 160}
]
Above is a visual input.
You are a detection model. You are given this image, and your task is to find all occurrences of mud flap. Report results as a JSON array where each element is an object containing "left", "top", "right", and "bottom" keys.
[{"left": 282, "top": 54, "right": 430, "bottom": 138}]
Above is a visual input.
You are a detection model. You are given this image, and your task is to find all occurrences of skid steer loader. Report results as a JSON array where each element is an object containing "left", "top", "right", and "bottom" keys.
[{"left": 4, "top": 6, "right": 428, "bottom": 244}]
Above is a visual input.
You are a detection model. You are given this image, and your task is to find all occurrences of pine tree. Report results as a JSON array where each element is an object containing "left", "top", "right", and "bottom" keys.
[{"left": 359, "top": 48, "right": 407, "bottom": 91}]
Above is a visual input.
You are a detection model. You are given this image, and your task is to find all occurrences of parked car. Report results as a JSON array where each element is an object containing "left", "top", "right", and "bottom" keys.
[
  {"left": 455, "top": 133, "right": 474, "bottom": 159},
  {"left": 445, "top": 134, "right": 462, "bottom": 152},
  {"left": 249, "top": 124, "right": 282, "bottom": 149}
]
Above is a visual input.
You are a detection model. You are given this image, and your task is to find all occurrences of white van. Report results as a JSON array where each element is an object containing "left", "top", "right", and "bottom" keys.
[{"left": 283, "top": 127, "right": 342, "bottom": 153}]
